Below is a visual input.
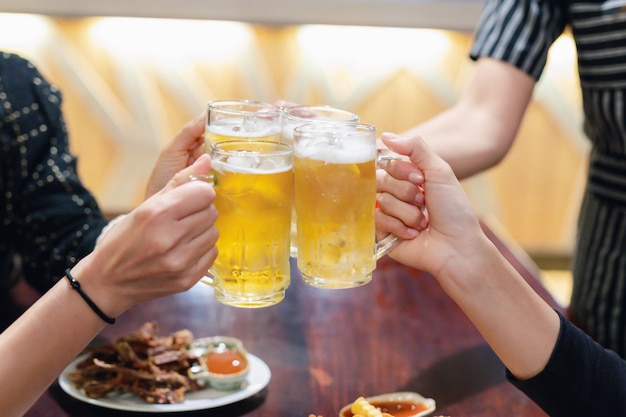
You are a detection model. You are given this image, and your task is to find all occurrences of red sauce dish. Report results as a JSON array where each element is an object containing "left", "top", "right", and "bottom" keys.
[
  {"left": 187, "top": 336, "right": 250, "bottom": 391},
  {"left": 339, "top": 392, "right": 436, "bottom": 417},
  {"left": 205, "top": 348, "right": 248, "bottom": 375}
]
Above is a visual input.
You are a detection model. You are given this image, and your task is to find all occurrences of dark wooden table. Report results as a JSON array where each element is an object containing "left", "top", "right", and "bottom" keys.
[{"left": 25, "top": 223, "right": 559, "bottom": 417}]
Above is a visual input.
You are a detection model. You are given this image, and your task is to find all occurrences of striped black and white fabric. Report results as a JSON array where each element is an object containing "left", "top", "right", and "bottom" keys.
[{"left": 470, "top": 0, "right": 626, "bottom": 357}]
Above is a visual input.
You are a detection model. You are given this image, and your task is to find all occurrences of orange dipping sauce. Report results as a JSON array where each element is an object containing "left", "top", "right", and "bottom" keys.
[
  {"left": 341, "top": 400, "right": 430, "bottom": 417},
  {"left": 205, "top": 349, "right": 247, "bottom": 375}
]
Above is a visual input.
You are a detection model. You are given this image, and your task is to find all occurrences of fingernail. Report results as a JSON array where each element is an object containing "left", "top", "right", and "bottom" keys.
[
  {"left": 406, "top": 228, "right": 420, "bottom": 238},
  {"left": 408, "top": 172, "right": 423, "bottom": 184},
  {"left": 381, "top": 132, "right": 400, "bottom": 141}
]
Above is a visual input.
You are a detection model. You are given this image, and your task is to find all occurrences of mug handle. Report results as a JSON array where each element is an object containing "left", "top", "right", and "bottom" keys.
[
  {"left": 200, "top": 272, "right": 216, "bottom": 288},
  {"left": 374, "top": 149, "right": 407, "bottom": 259},
  {"left": 188, "top": 173, "right": 218, "bottom": 287},
  {"left": 376, "top": 233, "right": 400, "bottom": 259},
  {"left": 188, "top": 173, "right": 215, "bottom": 184}
]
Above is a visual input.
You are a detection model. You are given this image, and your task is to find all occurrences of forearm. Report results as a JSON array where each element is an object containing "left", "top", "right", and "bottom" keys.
[
  {"left": 0, "top": 272, "right": 108, "bottom": 417},
  {"left": 402, "top": 58, "right": 535, "bottom": 180},
  {"left": 439, "top": 236, "right": 560, "bottom": 379},
  {"left": 0, "top": 150, "right": 217, "bottom": 417},
  {"left": 402, "top": 107, "right": 511, "bottom": 179}
]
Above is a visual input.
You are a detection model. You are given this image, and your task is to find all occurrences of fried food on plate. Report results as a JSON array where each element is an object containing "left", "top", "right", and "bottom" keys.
[{"left": 68, "top": 322, "right": 206, "bottom": 404}]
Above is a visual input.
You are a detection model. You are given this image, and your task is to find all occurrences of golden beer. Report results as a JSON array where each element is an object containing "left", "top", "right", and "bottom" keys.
[
  {"left": 205, "top": 140, "right": 293, "bottom": 307},
  {"left": 281, "top": 105, "right": 360, "bottom": 257},
  {"left": 294, "top": 131, "right": 377, "bottom": 288}
]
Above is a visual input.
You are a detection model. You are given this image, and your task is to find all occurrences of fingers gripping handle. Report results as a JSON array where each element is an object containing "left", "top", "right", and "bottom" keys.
[{"left": 375, "top": 149, "right": 404, "bottom": 258}]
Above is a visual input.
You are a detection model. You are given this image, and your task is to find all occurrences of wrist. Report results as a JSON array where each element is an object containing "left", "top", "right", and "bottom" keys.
[
  {"left": 65, "top": 268, "right": 115, "bottom": 324},
  {"left": 96, "top": 214, "right": 127, "bottom": 247},
  {"left": 437, "top": 234, "right": 500, "bottom": 295},
  {"left": 68, "top": 254, "right": 128, "bottom": 320}
]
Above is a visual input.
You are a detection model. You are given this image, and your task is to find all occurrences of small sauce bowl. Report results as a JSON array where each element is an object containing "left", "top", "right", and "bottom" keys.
[
  {"left": 187, "top": 336, "right": 250, "bottom": 391},
  {"left": 339, "top": 392, "right": 436, "bottom": 417}
]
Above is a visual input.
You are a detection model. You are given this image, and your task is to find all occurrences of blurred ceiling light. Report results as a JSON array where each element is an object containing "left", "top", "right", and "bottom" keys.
[
  {"left": 0, "top": 13, "right": 52, "bottom": 53},
  {"left": 90, "top": 17, "right": 252, "bottom": 64},
  {"left": 297, "top": 25, "right": 450, "bottom": 71}
]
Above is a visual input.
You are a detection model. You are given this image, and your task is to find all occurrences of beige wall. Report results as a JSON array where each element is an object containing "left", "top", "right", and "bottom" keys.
[{"left": 0, "top": 14, "right": 588, "bottom": 257}]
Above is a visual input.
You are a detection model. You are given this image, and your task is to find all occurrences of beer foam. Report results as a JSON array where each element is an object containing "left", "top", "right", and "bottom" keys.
[
  {"left": 207, "top": 118, "right": 280, "bottom": 138},
  {"left": 294, "top": 137, "right": 374, "bottom": 164},
  {"left": 281, "top": 125, "right": 296, "bottom": 142},
  {"left": 214, "top": 154, "right": 292, "bottom": 175}
]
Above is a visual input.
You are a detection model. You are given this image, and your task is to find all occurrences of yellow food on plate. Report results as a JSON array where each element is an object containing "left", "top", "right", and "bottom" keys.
[
  {"left": 352, "top": 396, "right": 391, "bottom": 417},
  {"left": 307, "top": 397, "right": 401, "bottom": 417}
]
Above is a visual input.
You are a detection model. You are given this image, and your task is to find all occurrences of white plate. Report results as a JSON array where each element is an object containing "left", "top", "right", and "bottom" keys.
[{"left": 58, "top": 352, "right": 271, "bottom": 413}]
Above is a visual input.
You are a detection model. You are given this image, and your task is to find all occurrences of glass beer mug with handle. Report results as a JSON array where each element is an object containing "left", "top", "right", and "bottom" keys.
[
  {"left": 201, "top": 140, "right": 293, "bottom": 307},
  {"left": 281, "top": 104, "right": 360, "bottom": 258},
  {"left": 281, "top": 104, "right": 359, "bottom": 144},
  {"left": 204, "top": 100, "right": 283, "bottom": 149},
  {"left": 293, "top": 123, "right": 399, "bottom": 289}
]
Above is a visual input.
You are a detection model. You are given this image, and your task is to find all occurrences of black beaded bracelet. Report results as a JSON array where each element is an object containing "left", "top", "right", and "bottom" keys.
[{"left": 65, "top": 268, "right": 116, "bottom": 325}]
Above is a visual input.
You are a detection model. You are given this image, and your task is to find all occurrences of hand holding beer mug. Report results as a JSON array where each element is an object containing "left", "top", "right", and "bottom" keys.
[
  {"left": 293, "top": 123, "right": 399, "bottom": 289},
  {"left": 205, "top": 100, "right": 283, "bottom": 148},
  {"left": 282, "top": 105, "right": 359, "bottom": 257},
  {"left": 202, "top": 140, "right": 293, "bottom": 307}
]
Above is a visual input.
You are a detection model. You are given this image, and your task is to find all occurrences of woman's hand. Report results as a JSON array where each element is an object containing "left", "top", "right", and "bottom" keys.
[
  {"left": 376, "top": 132, "right": 485, "bottom": 277},
  {"left": 376, "top": 151, "right": 426, "bottom": 240},
  {"left": 145, "top": 113, "right": 206, "bottom": 198},
  {"left": 75, "top": 154, "right": 218, "bottom": 317}
]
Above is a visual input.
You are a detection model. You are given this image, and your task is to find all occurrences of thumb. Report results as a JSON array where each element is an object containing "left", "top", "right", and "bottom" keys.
[
  {"left": 381, "top": 132, "right": 446, "bottom": 172},
  {"left": 161, "top": 153, "right": 213, "bottom": 193},
  {"left": 170, "top": 112, "right": 206, "bottom": 151}
]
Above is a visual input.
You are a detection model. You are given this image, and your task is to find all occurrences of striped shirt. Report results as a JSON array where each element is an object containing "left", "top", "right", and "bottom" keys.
[{"left": 469, "top": 0, "right": 626, "bottom": 357}]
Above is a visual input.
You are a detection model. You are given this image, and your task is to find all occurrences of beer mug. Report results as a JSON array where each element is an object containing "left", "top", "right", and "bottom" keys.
[
  {"left": 293, "top": 123, "right": 398, "bottom": 289},
  {"left": 281, "top": 105, "right": 360, "bottom": 257},
  {"left": 201, "top": 140, "right": 293, "bottom": 307},
  {"left": 281, "top": 105, "right": 359, "bottom": 144},
  {"left": 204, "top": 100, "right": 283, "bottom": 149}
]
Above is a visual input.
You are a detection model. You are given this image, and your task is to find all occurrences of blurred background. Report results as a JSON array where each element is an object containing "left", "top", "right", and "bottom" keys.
[{"left": 0, "top": 1, "right": 583, "bottom": 303}]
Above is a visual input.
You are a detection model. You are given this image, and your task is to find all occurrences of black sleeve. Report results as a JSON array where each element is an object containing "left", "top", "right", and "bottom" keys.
[
  {"left": 0, "top": 52, "right": 109, "bottom": 293},
  {"left": 469, "top": 0, "right": 568, "bottom": 80},
  {"left": 507, "top": 310, "right": 626, "bottom": 417}
]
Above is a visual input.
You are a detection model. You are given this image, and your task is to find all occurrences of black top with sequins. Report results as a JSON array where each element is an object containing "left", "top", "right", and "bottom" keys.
[{"left": 0, "top": 52, "right": 108, "bottom": 294}]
